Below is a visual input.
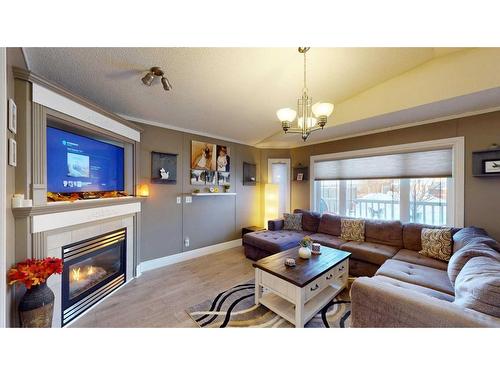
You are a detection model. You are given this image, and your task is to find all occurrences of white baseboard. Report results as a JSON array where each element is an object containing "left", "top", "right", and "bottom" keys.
[{"left": 139, "top": 239, "right": 243, "bottom": 273}]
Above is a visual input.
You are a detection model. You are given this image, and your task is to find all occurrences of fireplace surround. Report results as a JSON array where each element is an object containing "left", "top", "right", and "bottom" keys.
[{"left": 62, "top": 228, "right": 127, "bottom": 326}]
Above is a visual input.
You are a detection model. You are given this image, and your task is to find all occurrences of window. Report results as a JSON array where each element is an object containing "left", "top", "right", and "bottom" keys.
[
  {"left": 311, "top": 139, "right": 464, "bottom": 227},
  {"left": 315, "top": 177, "right": 449, "bottom": 225}
]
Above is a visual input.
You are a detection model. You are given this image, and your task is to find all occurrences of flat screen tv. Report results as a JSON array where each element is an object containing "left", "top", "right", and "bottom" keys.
[{"left": 47, "top": 126, "right": 125, "bottom": 193}]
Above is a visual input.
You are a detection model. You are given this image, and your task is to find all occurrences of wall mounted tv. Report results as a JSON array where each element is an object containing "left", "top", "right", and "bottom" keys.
[{"left": 47, "top": 126, "right": 125, "bottom": 193}]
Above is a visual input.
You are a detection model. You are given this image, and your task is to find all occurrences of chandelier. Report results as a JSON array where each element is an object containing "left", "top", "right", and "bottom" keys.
[{"left": 276, "top": 47, "right": 334, "bottom": 141}]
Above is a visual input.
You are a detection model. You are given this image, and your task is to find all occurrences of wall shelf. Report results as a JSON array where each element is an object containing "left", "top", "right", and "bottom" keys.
[
  {"left": 191, "top": 192, "right": 236, "bottom": 196},
  {"left": 472, "top": 147, "right": 500, "bottom": 177}
]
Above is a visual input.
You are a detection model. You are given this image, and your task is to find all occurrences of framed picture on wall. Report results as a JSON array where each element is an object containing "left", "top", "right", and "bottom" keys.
[
  {"left": 151, "top": 151, "right": 177, "bottom": 184},
  {"left": 8, "top": 138, "right": 17, "bottom": 167},
  {"left": 191, "top": 141, "right": 216, "bottom": 171},
  {"left": 8, "top": 98, "right": 17, "bottom": 134},
  {"left": 483, "top": 159, "right": 500, "bottom": 174}
]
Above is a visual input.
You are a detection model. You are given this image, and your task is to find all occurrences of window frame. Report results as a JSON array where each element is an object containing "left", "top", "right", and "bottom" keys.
[{"left": 310, "top": 137, "right": 465, "bottom": 227}]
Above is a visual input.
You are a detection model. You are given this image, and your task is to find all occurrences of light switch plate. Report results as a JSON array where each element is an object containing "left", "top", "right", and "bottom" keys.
[
  {"left": 176, "top": 196, "right": 181, "bottom": 204},
  {"left": 185, "top": 196, "right": 192, "bottom": 203}
]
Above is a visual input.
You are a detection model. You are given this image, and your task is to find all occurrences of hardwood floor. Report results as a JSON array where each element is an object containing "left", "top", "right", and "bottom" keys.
[{"left": 70, "top": 247, "right": 254, "bottom": 327}]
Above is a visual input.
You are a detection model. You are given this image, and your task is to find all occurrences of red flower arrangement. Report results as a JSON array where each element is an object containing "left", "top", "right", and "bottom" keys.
[{"left": 8, "top": 258, "right": 63, "bottom": 289}]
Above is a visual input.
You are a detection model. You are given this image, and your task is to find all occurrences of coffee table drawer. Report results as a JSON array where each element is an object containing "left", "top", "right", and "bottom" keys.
[
  {"left": 261, "top": 270, "right": 296, "bottom": 302},
  {"left": 304, "top": 274, "right": 327, "bottom": 301}
]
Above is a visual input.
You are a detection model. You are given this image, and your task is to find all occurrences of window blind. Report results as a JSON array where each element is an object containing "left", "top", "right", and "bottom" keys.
[{"left": 314, "top": 148, "right": 453, "bottom": 181}]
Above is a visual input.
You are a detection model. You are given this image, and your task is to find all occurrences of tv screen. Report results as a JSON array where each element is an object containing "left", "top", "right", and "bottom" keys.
[{"left": 47, "top": 126, "right": 125, "bottom": 193}]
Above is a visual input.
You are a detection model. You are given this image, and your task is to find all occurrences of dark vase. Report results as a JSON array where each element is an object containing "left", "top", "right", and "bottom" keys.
[{"left": 19, "top": 282, "right": 55, "bottom": 328}]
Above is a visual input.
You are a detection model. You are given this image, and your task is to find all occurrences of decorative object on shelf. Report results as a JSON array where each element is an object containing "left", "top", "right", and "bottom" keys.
[
  {"left": 12, "top": 194, "right": 24, "bottom": 208},
  {"left": 472, "top": 146, "right": 500, "bottom": 177},
  {"left": 483, "top": 159, "right": 500, "bottom": 174},
  {"left": 8, "top": 257, "right": 63, "bottom": 328},
  {"left": 311, "top": 243, "right": 321, "bottom": 255},
  {"left": 136, "top": 183, "right": 150, "bottom": 197},
  {"left": 223, "top": 183, "right": 231, "bottom": 193},
  {"left": 193, "top": 188, "right": 200, "bottom": 194},
  {"left": 293, "top": 163, "right": 309, "bottom": 181},
  {"left": 243, "top": 162, "right": 257, "bottom": 185},
  {"left": 151, "top": 151, "right": 177, "bottom": 184},
  {"left": 8, "top": 138, "right": 17, "bottom": 167},
  {"left": 8, "top": 98, "right": 17, "bottom": 134},
  {"left": 276, "top": 47, "right": 334, "bottom": 141},
  {"left": 141, "top": 66, "right": 172, "bottom": 91},
  {"left": 298, "top": 236, "right": 312, "bottom": 259},
  {"left": 285, "top": 258, "right": 296, "bottom": 267}
]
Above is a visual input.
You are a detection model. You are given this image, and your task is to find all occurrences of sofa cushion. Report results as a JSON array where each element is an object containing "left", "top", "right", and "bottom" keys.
[
  {"left": 403, "top": 223, "right": 441, "bottom": 251},
  {"left": 448, "top": 242, "right": 500, "bottom": 285},
  {"left": 309, "top": 233, "right": 346, "bottom": 249},
  {"left": 454, "top": 256, "right": 500, "bottom": 318},
  {"left": 243, "top": 230, "right": 312, "bottom": 254},
  {"left": 373, "top": 275, "right": 455, "bottom": 302},
  {"left": 294, "top": 209, "right": 321, "bottom": 233},
  {"left": 375, "top": 259, "right": 454, "bottom": 295},
  {"left": 341, "top": 218, "right": 365, "bottom": 242},
  {"left": 317, "top": 213, "right": 342, "bottom": 236},
  {"left": 419, "top": 228, "right": 453, "bottom": 262},
  {"left": 340, "top": 241, "right": 399, "bottom": 265},
  {"left": 283, "top": 213, "right": 302, "bottom": 231},
  {"left": 393, "top": 249, "right": 448, "bottom": 271},
  {"left": 365, "top": 219, "right": 403, "bottom": 248},
  {"left": 453, "top": 227, "right": 500, "bottom": 253}
]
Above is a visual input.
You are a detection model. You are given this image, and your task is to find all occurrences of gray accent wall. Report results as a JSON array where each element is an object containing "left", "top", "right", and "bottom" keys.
[
  {"left": 138, "top": 124, "right": 261, "bottom": 262},
  {"left": 6, "top": 48, "right": 27, "bottom": 327}
]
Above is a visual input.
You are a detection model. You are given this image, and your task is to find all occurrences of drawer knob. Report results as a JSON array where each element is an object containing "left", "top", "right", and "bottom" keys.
[
  {"left": 310, "top": 284, "right": 319, "bottom": 291},
  {"left": 326, "top": 274, "right": 333, "bottom": 280}
]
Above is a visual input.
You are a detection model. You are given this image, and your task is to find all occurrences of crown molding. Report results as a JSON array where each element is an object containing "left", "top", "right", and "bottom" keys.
[
  {"left": 257, "top": 105, "right": 500, "bottom": 150},
  {"left": 12, "top": 67, "right": 144, "bottom": 133},
  {"left": 119, "top": 114, "right": 253, "bottom": 146}
]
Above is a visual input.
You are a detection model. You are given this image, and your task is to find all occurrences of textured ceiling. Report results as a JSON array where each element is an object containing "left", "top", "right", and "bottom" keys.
[{"left": 23, "top": 47, "right": 463, "bottom": 145}]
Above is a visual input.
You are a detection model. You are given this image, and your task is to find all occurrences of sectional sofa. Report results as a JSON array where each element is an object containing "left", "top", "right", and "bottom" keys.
[{"left": 242, "top": 209, "right": 500, "bottom": 327}]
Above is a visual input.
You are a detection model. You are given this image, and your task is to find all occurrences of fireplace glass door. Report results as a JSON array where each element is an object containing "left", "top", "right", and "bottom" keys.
[{"left": 62, "top": 228, "right": 126, "bottom": 326}]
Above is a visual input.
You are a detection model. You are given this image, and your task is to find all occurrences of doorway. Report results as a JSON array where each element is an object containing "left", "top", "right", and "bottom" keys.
[{"left": 267, "top": 159, "right": 291, "bottom": 218}]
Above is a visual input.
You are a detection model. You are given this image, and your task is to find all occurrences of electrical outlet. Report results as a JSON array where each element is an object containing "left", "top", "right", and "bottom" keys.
[
  {"left": 184, "top": 237, "right": 190, "bottom": 247},
  {"left": 185, "top": 196, "right": 192, "bottom": 203},
  {"left": 176, "top": 196, "right": 181, "bottom": 204}
]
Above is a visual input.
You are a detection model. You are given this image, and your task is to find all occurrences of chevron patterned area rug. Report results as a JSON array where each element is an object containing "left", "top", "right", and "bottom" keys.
[{"left": 186, "top": 278, "right": 353, "bottom": 328}]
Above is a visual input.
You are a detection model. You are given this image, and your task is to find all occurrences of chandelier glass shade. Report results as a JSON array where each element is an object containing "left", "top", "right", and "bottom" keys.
[{"left": 276, "top": 48, "right": 334, "bottom": 141}]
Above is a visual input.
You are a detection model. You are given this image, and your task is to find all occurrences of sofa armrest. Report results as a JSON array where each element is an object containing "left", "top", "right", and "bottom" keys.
[
  {"left": 268, "top": 219, "right": 284, "bottom": 231},
  {"left": 350, "top": 277, "right": 500, "bottom": 328}
]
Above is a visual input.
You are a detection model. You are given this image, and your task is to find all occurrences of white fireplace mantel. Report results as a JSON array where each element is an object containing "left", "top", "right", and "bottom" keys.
[{"left": 31, "top": 202, "right": 141, "bottom": 233}]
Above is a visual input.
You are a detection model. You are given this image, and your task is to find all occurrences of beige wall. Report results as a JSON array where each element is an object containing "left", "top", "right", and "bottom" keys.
[
  {"left": 138, "top": 124, "right": 261, "bottom": 262},
  {"left": 275, "top": 112, "right": 500, "bottom": 240},
  {"left": 6, "top": 48, "right": 27, "bottom": 327}
]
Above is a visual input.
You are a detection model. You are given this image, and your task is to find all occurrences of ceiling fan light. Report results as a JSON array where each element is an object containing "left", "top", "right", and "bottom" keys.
[
  {"left": 161, "top": 76, "right": 172, "bottom": 91},
  {"left": 276, "top": 108, "right": 297, "bottom": 123},
  {"left": 141, "top": 72, "right": 155, "bottom": 86},
  {"left": 312, "top": 102, "right": 334, "bottom": 117}
]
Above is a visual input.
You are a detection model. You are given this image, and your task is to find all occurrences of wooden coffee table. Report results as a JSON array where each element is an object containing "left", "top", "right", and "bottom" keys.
[{"left": 253, "top": 246, "right": 351, "bottom": 328}]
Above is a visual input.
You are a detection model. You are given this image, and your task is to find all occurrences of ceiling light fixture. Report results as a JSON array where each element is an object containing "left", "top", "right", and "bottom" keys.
[
  {"left": 276, "top": 47, "right": 334, "bottom": 141},
  {"left": 141, "top": 67, "right": 172, "bottom": 91}
]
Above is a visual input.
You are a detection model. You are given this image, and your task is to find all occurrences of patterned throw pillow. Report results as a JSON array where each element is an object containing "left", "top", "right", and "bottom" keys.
[
  {"left": 419, "top": 228, "right": 453, "bottom": 262},
  {"left": 340, "top": 219, "right": 365, "bottom": 242},
  {"left": 283, "top": 213, "right": 302, "bottom": 231}
]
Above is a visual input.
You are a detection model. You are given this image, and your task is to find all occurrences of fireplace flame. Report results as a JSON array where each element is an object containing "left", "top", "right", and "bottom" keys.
[
  {"left": 72, "top": 267, "right": 81, "bottom": 281},
  {"left": 87, "top": 266, "right": 94, "bottom": 276}
]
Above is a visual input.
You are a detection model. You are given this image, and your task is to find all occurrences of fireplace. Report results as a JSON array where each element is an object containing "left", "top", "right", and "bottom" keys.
[{"left": 61, "top": 228, "right": 126, "bottom": 326}]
